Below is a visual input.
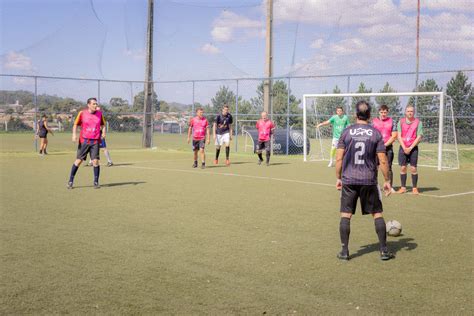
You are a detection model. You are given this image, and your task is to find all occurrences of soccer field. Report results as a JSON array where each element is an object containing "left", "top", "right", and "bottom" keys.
[{"left": 1, "top": 133, "right": 473, "bottom": 314}]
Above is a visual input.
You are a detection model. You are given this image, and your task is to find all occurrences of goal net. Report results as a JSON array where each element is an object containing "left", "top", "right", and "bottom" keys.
[{"left": 302, "top": 92, "right": 459, "bottom": 170}]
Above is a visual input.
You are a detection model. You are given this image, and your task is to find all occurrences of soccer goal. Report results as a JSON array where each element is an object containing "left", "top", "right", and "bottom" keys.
[{"left": 302, "top": 92, "right": 459, "bottom": 170}]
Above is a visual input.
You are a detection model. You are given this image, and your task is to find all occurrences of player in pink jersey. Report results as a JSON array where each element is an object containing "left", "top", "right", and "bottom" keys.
[
  {"left": 255, "top": 111, "right": 275, "bottom": 166},
  {"left": 67, "top": 98, "right": 106, "bottom": 189},
  {"left": 397, "top": 105, "right": 423, "bottom": 195},
  {"left": 187, "top": 107, "right": 210, "bottom": 169},
  {"left": 372, "top": 104, "right": 397, "bottom": 191}
]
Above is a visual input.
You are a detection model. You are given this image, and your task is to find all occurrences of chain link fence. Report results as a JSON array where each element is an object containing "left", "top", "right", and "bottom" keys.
[{"left": 1, "top": 70, "right": 473, "bottom": 155}]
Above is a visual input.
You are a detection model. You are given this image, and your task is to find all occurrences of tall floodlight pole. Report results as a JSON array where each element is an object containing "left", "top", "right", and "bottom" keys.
[
  {"left": 142, "top": 0, "right": 154, "bottom": 148},
  {"left": 415, "top": 0, "right": 420, "bottom": 111},
  {"left": 263, "top": 0, "right": 273, "bottom": 116}
]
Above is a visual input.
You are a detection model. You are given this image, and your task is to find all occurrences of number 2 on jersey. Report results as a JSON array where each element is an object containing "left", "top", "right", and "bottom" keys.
[{"left": 354, "top": 142, "right": 365, "bottom": 164}]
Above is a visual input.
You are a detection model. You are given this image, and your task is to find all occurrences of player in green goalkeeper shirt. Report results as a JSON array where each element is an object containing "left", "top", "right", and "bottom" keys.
[{"left": 317, "top": 106, "right": 350, "bottom": 167}]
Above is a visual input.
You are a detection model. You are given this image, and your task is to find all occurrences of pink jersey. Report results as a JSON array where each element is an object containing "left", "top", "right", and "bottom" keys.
[
  {"left": 74, "top": 110, "right": 105, "bottom": 140},
  {"left": 189, "top": 116, "right": 209, "bottom": 140},
  {"left": 256, "top": 119, "right": 275, "bottom": 141},
  {"left": 372, "top": 117, "right": 394, "bottom": 144},
  {"left": 400, "top": 118, "right": 420, "bottom": 147}
]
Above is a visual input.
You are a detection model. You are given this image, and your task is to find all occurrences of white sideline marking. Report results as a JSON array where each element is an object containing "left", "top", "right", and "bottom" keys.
[
  {"left": 119, "top": 164, "right": 473, "bottom": 199},
  {"left": 118, "top": 165, "right": 334, "bottom": 187}
]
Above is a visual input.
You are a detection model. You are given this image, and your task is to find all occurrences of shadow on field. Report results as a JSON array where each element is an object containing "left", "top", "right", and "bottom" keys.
[
  {"left": 268, "top": 162, "right": 291, "bottom": 166},
  {"left": 350, "top": 237, "right": 417, "bottom": 260},
  {"left": 72, "top": 181, "right": 146, "bottom": 189},
  {"left": 417, "top": 187, "right": 440, "bottom": 193},
  {"left": 110, "top": 163, "right": 135, "bottom": 166}
]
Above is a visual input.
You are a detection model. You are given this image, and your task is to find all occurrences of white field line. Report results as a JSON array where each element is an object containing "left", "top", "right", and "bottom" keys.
[{"left": 117, "top": 164, "right": 474, "bottom": 199}]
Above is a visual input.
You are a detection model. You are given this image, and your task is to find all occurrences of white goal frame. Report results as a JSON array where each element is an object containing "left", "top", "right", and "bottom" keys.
[{"left": 303, "top": 91, "right": 456, "bottom": 171}]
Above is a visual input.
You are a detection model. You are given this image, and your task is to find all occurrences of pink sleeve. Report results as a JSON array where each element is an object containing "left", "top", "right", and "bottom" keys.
[
  {"left": 189, "top": 118, "right": 193, "bottom": 127},
  {"left": 255, "top": 121, "right": 259, "bottom": 129},
  {"left": 205, "top": 119, "right": 209, "bottom": 128}
]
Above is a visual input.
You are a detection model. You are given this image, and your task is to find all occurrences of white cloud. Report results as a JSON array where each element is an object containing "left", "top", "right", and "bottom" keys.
[
  {"left": 211, "top": 10, "right": 263, "bottom": 42},
  {"left": 200, "top": 43, "right": 221, "bottom": 55},
  {"left": 3, "top": 51, "right": 33, "bottom": 71},
  {"left": 399, "top": 0, "right": 474, "bottom": 12},
  {"left": 310, "top": 39, "right": 324, "bottom": 49},
  {"left": 124, "top": 49, "right": 145, "bottom": 60}
]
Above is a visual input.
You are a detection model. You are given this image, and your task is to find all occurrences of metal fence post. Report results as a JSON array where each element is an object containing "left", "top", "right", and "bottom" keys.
[
  {"left": 346, "top": 75, "right": 351, "bottom": 113},
  {"left": 97, "top": 80, "right": 101, "bottom": 104},
  {"left": 34, "top": 76, "right": 38, "bottom": 152},
  {"left": 235, "top": 79, "right": 239, "bottom": 152},
  {"left": 286, "top": 77, "right": 290, "bottom": 155},
  {"left": 192, "top": 81, "right": 195, "bottom": 113},
  {"left": 129, "top": 82, "right": 134, "bottom": 108}
]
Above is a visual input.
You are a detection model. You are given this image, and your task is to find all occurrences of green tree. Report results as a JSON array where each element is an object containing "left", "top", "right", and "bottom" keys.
[
  {"left": 375, "top": 82, "right": 402, "bottom": 116},
  {"left": 315, "top": 85, "right": 347, "bottom": 117},
  {"left": 109, "top": 97, "right": 129, "bottom": 108},
  {"left": 351, "top": 82, "right": 373, "bottom": 115},
  {"left": 211, "top": 86, "right": 236, "bottom": 109},
  {"left": 446, "top": 71, "right": 473, "bottom": 143},
  {"left": 133, "top": 90, "right": 159, "bottom": 112},
  {"left": 408, "top": 79, "right": 442, "bottom": 116}
]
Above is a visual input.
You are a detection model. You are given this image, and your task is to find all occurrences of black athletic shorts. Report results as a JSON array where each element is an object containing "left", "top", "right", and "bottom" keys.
[
  {"left": 256, "top": 140, "right": 271, "bottom": 153},
  {"left": 77, "top": 141, "right": 100, "bottom": 161},
  {"left": 340, "top": 184, "right": 383, "bottom": 215},
  {"left": 398, "top": 145, "right": 418, "bottom": 167},
  {"left": 192, "top": 139, "right": 205, "bottom": 151}
]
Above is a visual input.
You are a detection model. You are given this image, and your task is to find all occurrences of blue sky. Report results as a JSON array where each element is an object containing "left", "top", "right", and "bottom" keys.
[{"left": 1, "top": 0, "right": 473, "bottom": 104}]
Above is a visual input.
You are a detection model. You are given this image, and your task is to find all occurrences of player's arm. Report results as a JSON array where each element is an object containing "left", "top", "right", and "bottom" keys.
[
  {"left": 187, "top": 126, "right": 192, "bottom": 143},
  {"left": 335, "top": 148, "right": 344, "bottom": 190},
  {"left": 316, "top": 120, "right": 331, "bottom": 128},
  {"left": 212, "top": 122, "right": 217, "bottom": 140},
  {"left": 229, "top": 123, "right": 233, "bottom": 140},
  {"left": 385, "top": 131, "right": 397, "bottom": 147},
  {"left": 408, "top": 121, "right": 423, "bottom": 149},
  {"left": 72, "top": 112, "right": 82, "bottom": 142},
  {"left": 44, "top": 120, "right": 54, "bottom": 136},
  {"left": 396, "top": 121, "right": 408, "bottom": 150},
  {"left": 377, "top": 152, "right": 392, "bottom": 196},
  {"left": 206, "top": 125, "right": 210, "bottom": 145}
]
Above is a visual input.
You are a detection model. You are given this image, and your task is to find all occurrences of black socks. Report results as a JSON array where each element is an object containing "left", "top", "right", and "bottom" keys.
[
  {"left": 225, "top": 147, "right": 230, "bottom": 159},
  {"left": 266, "top": 152, "right": 270, "bottom": 164},
  {"left": 400, "top": 173, "right": 407, "bottom": 187},
  {"left": 257, "top": 153, "right": 263, "bottom": 161},
  {"left": 412, "top": 174, "right": 418, "bottom": 188},
  {"left": 374, "top": 217, "right": 387, "bottom": 252},
  {"left": 93, "top": 166, "right": 100, "bottom": 183},
  {"left": 339, "top": 217, "right": 351, "bottom": 255},
  {"left": 215, "top": 148, "right": 220, "bottom": 160},
  {"left": 69, "top": 164, "right": 79, "bottom": 183}
]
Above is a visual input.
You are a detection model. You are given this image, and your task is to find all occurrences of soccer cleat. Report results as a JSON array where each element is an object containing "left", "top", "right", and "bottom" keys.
[
  {"left": 337, "top": 251, "right": 350, "bottom": 261},
  {"left": 397, "top": 187, "right": 407, "bottom": 194},
  {"left": 390, "top": 188, "right": 396, "bottom": 193},
  {"left": 412, "top": 188, "right": 420, "bottom": 195},
  {"left": 225, "top": 159, "right": 230, "bottom": 166},
  {"left": 201, "top": 163, "right": 206, "bottom": 169},
  {"left": 44, "top": 150, "right": 48, "bottom": 155},
  {"left": 192, "top": 161, "right": 198, "bottom": 168},
  {"left": 258, "top": 159, "right": 263, "bottom": 165},
  {"left": 107, "top": 162, "right": 114, "bottom": 167},
  {"left": 67, "top": 182, "right": 73, "bottom": 189},
  {"left": 214, "top": 159, "right": 218, "bottom": 165},
  {"left": 380, "top": 250, "right": 395, "bottom": 261},
  {"left": 266, "top": 162, "right": 270, "bottom": 166},
  {"left": 94, "top": 182, "right": 100, "bottom": 189},
  {"left": 39, "top": 150, "right": 43, "bottom": 155}
]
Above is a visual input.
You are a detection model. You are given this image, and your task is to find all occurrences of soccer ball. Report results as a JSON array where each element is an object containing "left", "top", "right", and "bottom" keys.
[{"left": 386, "top": 220, "right": 402, "bottom": 237}]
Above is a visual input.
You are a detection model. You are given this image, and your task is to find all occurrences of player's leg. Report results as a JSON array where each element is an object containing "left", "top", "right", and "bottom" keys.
[
  {"left": 265, "top": 141, "right": 271, "bottom": 166},
  {"left": 361, "top": 185, "right": 394, "bottom": 260},
  {"left": 328, "top": 138, "right": 337, "bottom": 167},
  {"left": 338, "top": 185, "right": 358, "bottom": 260},
  {"left": 387, "top": 145, "right": 394, "bottom": 191},
  {"left": 192, "top": 141, "right": 198, "bottom": 168},
  {"left": 39, "top": 137, "right": 45, "bottom": 154},
  {"left": 397, "top": 146, "right": 408, "bottom": 193},
  {"left": 68, "top": 143, "right": 87, "bottom": 189},
  {"left": 200, "top": 140, "right": 206, "bottom": 168},
  {"left": 215, "top": 145, "right": 221, "bottom": 165},
  {"left": 409, "top": 146, "right": 419, "bottom": 195},
  {"left": 90, "top": 143, "right": 100, "bottom": 188},
  {"left": 102, "top": 141, "right": 113, "bottom": 166},
  {"left": 224, "top": 133, "right": 230, "bottom": 166},
  {"left": 257, "top": 142, "right": 264, "bottom": 164}
]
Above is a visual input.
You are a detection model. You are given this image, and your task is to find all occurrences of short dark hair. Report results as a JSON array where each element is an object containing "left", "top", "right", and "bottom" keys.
[
  {"left": 336, "top": 106, "right": 344, "bottom": 111},
  {"left": 196, "top": 107, "right": 203, "bottom": 112},
  {"left": 379, "top": 104, "right": 389, "bottom": 111},
  {"left": 356, "top": 100, "right": 371, "bottom": 121},
  {"left": 87, "top": 97, "right": 97, "bottom": 105},
  {"left": 223, "top": 104, "right": 229, "bottom": 109}
]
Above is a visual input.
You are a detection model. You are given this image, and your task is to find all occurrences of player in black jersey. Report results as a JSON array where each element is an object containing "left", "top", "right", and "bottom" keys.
[
  {"left": 335, "top": 100, "right": 394, "bottom": 261},
  {"left": 213, "top": 104, "right": 233, "bottom": 166},
  {"left": 36, "top": 114, "right": 54, "bottom": 155}
]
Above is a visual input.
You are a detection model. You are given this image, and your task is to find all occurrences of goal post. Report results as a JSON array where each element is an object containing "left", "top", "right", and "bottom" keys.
[{"left": 302, "top": 91, "right": 459, "bottom": 170}]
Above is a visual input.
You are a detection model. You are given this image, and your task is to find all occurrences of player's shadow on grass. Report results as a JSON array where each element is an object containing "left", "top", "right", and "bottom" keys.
[
  {"left": 268, "top": 162, "right": 291, "bottom": 166},
  {"left": 101, "top": 181, "right": 146, "bottom": 187},
  {"left": 417, "top": 187, "right": 439, "bottom": 193},
  {"left": 110, "top": 163, "right": 135, "bottom": 166},
  {"left": 350, "top": 237, "right": 417, "bottom": 260}
]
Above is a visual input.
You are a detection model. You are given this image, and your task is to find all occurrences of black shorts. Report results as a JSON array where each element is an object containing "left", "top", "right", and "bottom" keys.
[
  {"left": 100, "top": 138, "right": 107, "bottom": 148},
  {"left": 256, "top": 140, "right": 271, "bottom": 153},
  {"left": 340, "top": 184, "right": 383, "bottom": 215},
  {"left": 192, "top": 139, "right": 205, "bottom": 151},
  {"left": 398, "top": 146, "right": 418, "bottom": 167},
  {"left": 77, "top": 141, "right": 100, "bottom": 161},
  {"left": 38, "top": 131, "right": 47, "bottom": 138}
]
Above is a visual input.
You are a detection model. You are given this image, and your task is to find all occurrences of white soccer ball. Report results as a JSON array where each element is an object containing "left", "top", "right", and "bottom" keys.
[{"left": 386, "top": 220, "right": 402, "bottom": 237}]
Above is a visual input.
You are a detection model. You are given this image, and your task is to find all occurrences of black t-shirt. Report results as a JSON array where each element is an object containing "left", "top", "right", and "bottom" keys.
[
  {"left": 215, "top": 113, "right": 233, "bottom": 135},
  {"left": 337, "top": 123, "right": 386, "bottom": 185}
]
